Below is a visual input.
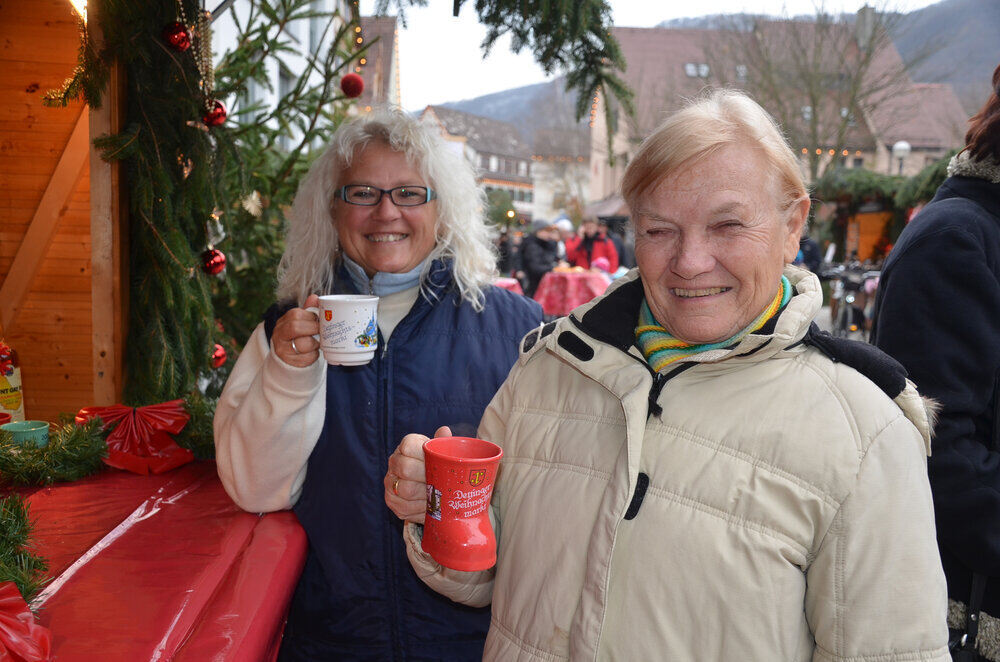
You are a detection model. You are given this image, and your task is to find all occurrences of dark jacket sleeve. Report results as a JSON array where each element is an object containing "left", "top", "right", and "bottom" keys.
[{"left": 872, "top": 211, "right": 1000, "bottom": 575}]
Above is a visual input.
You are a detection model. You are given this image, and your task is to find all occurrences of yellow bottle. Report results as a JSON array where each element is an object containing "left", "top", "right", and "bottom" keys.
[{"left": 0, "top": 339, "right": 25, "bottom": 422}]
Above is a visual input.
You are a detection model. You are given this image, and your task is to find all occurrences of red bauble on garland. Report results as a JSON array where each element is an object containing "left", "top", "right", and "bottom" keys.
[
  {"left": 202, "top": 100, "right": 227, "bottom": 127},
  {"left": 201, "top": 248, "right": 226, "bottom": 275},
  {"left": 162, "top": 22, "right": 192, "bottom": 52},
  {"left": 212, "top": 344, "right": 227, "bottom": 368},
  {"left": 340, "top": 73, "right": 364, "bottom": 98}
]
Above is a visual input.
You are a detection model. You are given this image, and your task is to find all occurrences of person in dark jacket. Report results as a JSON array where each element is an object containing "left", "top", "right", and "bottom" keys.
[
  {"left": 871, "top": 63, "right": 1000, "bottom": 662},
  {"left": 520, "top": 219, "right": 562, "bottom": 297},
  {"left": 214, "top": 107, "right": 542, "bottom": 661}
]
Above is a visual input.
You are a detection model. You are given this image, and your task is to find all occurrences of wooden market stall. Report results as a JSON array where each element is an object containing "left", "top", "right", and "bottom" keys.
[{"left": 0, "top": 0, "right": 125, "bottom": 422}]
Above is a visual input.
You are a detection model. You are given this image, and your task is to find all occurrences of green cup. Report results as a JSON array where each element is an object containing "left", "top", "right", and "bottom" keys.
[{"left": 1, "top": 420, "right": 50, "bottom": 447}]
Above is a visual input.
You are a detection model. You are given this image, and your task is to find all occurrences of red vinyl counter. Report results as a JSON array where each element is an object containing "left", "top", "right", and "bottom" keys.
[{"left": 9, "top": 461, "right": 306, "bottom": 661}]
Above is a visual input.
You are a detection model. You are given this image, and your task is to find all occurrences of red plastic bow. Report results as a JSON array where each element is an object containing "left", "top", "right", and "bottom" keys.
[
  {"left": 75, "top": 400, "right": 193, "bottom": 475},
  {"left": 0, "top": 582, "right": 50, "bottom": 662}
]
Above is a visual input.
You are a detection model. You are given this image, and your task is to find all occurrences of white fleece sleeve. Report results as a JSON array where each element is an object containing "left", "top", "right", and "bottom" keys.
[{"left": 213, "top": 323, "right": 326, "bottom": 513}]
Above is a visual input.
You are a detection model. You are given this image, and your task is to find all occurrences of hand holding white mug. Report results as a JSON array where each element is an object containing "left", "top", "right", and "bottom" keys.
[
  {"left": 272, "top": 294, "right": 321, "bottom": 368},
  {"left": 385, "top": 425, "right": 452, "bottom": 524}
]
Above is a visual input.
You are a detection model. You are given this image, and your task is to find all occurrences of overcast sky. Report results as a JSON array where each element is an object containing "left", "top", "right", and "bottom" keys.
[{"left": 357, "top": 0, "right": 942, "bottom": 111}]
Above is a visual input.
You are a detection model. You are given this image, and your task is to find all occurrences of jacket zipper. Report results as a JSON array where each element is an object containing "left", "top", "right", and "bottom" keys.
[{"left": 376, "top": 335, "right": 403, "bottom": 661}]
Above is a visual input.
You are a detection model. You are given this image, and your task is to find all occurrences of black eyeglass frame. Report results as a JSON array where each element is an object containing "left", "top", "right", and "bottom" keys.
[{"left": 337, "top": 185, "right": 437, "bottom": 207}]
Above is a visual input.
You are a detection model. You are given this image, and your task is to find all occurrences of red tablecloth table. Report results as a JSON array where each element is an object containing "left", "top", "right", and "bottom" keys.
[
  {"left": 493, "top": 277, "right": 524, "bottom": 295},
  {"left": 9, "top": 461, "right": 307, "bottom": 661},
  {"left": 533, "top": 270, "right": 610, "bottom": 316}
]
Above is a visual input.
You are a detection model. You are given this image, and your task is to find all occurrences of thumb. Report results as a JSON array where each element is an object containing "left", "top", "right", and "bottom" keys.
[
  {"left": 433, "top": 426, "right": 453, "bottom": 438},
  {"left": 303, "top": 293, "right": 320, "bottom": 309}
]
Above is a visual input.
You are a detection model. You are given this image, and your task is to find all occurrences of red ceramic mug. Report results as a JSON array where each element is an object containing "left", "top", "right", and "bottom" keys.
[
  {"left": 0, "top": 413, "right": 11, "bottom": 425},
  {"left": 422, "top": 436, "right": 503, "bottom": 572}
]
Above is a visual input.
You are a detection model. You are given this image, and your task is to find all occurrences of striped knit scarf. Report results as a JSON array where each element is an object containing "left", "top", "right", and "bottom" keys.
[{"left": 635, "top": 276, "right": 792, "bottom": 373}]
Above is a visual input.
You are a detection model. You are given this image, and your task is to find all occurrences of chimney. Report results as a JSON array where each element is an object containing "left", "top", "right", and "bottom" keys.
[{"left": 856, "top": 5, "right": 875, "bottom": 46}]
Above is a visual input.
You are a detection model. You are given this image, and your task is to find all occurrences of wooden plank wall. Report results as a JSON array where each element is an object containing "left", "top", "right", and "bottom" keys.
[{"left": 0, "top": 0, "right": 94, "bottom": 422}]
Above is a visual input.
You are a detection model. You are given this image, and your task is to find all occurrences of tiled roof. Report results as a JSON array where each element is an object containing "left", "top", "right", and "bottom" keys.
[
  {"left": 611, "top": 27, "right": 716, "bottom": 136},
  {"left": 867, "top": 82, "right": 967, "bottom": 150},
  {"left": 610, "top": 22, "right": 966, "bottom": 153},
  {"left": 423, "top": 105, "right": 531, "bottom": 158},
  {"left": 358, "top": 16, "right": 396, "bottom": 106},
  {"left": 532, "top": 127, "right": 590, "bottom": 158}
]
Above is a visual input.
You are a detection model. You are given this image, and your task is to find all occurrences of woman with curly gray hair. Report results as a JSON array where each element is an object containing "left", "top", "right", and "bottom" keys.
[{"left": 214, "top": 107, "right": 542, "bottom": 660}]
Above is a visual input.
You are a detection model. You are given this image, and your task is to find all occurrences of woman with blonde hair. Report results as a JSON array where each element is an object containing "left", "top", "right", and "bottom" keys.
[
  {"left": 386, "top": 90, "right": 948, "bottom": 661},
  {"left": 215, "top": 107, "right": 542, "bottom": 660}
]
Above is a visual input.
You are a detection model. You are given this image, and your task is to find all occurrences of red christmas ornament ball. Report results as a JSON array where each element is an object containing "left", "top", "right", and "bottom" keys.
[
  {"left": 340, "top": 73, "right": 364, "bottom": 99},
  {"left": 202, "top": 100, "right": 227, "bottom": 127},
  {"left": 212, "top": 343, "right": 227, "bottom": 369},
  {"left": 163, "top": 22, "right": 192, "bottom": 52},
  {"left": 201, "top": 248, "right": 226, "bottom": 275}
]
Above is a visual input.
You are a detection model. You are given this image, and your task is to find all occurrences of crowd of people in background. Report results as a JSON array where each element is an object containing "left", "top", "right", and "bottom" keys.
[{"left": 494, "top": 214, "right": 636, "bottom": 296}]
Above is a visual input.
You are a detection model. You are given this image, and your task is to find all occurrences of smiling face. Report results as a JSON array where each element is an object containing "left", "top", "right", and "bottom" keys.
[
  {"left": 334, "top": 141, "right": 438, "bottom": 276},
  {"left": 633, "top": 143, "right": 807, "bottom": 344}
]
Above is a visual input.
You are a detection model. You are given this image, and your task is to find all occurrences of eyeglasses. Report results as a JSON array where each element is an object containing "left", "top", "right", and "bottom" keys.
[{"left": 337, "top": 185, "right": 437, "bottom": 207}]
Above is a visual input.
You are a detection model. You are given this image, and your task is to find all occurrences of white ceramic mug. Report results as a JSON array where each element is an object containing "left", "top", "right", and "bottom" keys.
[{"left": 306, "top": 295, "right": 379, "bottom": 365}]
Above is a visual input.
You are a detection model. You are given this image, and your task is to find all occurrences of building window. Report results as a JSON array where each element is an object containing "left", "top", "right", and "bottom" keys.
[
  {"left": 527, "top": 190, "right": 533, "bottom": 203},
  {"left": 310, "top": 0, "right": 325, "bottom": 51},
  {"left": 518, "top": 161, "right": 527, "bottom": 176},
  {"left": 246, "top": 80, "right": 265, "bottom": 123},
  {"left": 840, "top": 107, "right": 856, "bottom": 127},
  {"left": 735, "top": 64, "right": 747, "bottom": 82},
  {"left": 489, "top": 155, "right": 499, "bottom": 172},
  {"left": 853, "top": 156, "right": 864, "bottom": 168},
  {"left": 480, "top": 154, "right": 489, "bottom": 169},
  {"left": 801, "top": 105, "right": 813, "bottom": 122},
  {"left": 685, "top": 63, "right": 709, "bottom": 78}
]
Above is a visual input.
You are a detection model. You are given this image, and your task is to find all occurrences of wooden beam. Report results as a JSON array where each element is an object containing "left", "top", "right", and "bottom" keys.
[
  {"left": 0, "top": 105, "right": 89, "bottom": 335},
  {"left": 89, "top": 5, "right": 127, "bottom": 406}
]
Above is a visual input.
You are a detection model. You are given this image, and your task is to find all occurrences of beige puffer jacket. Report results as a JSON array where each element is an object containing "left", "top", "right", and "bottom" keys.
[{"left": 405, "top": 266, "right": 949, "bottom": 661}]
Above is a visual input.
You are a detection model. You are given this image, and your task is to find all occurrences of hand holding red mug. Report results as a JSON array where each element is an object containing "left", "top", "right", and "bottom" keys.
[{"left": 385, "top": 425, "right": 453, "bottom": 524}]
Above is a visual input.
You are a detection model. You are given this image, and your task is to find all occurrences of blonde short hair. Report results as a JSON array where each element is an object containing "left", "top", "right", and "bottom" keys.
[{"left": 621, "top": 89, "right": 807, "bottom": 213}]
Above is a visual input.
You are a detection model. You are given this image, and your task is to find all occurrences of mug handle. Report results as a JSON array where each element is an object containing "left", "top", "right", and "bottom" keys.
[{"left": 304, "top": 306, "right": 322, "bottom": 342}]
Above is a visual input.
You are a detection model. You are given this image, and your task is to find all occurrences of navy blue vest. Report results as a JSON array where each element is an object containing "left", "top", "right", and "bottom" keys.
[{"left": 268, "top": 262, "right": 542, "bottom": 661}]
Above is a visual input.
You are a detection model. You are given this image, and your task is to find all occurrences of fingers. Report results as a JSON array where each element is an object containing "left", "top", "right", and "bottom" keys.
[
  {"left": 385, "top": 433, "right": 430, "bottom": 523},
  {"left": 433, "top": 426, "right": 452, "bottom": 439},
  {"left": 303, "top": 293, "right": 319, "bottom": 308},
  {"left": 271, "top": 298, "right": 322, "bottom": 367}
]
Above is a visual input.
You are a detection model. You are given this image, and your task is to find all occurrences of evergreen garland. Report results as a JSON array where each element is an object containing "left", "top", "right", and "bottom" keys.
[
  {"left": 0, "top": 496, "right": 49, "bottom": 606},
  {"left": 812, "top": 167, "right": 904, "bottom": 215},
  {"left": 45, "top": 0, "right": 237, "bottom": 406},
  {"left": 46, "top": 1, "right": 364, "bottom": 412},
  {"left": 894, "top": 149, "right": 957, "bottom": 211},
  {"left": 0, "top": 418, "right": 108, "bottom": 487}
]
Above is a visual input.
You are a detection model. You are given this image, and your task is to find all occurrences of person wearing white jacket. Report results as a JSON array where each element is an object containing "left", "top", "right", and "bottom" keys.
[{"left": 383, "top": 90, "right": 949, "bottom": 661}]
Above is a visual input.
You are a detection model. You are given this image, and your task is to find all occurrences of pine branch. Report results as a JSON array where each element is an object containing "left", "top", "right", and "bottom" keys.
[{"left": 0, "top": 495, "right": 49, "bottom": 606}]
